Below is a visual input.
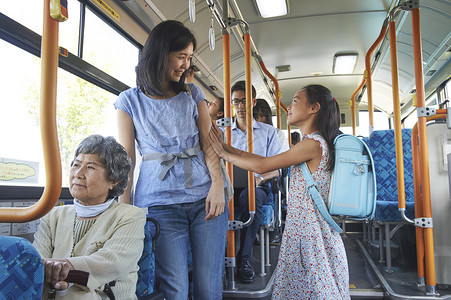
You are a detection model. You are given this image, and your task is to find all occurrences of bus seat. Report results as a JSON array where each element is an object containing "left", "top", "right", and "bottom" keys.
[
  {"left": 258, "top": 178, "right": 279, "bottom": 276},
  {"left": 0, "top": 236, "right": 44, "bottom": 300},
  {"left": 136, "top": 217, "right": 165, "bottom": 300},
  {"left": 363, "top": 129, "right": 415, "bottom": 222},
  {"left": 362, "top": 129, "right": 415, "bottom": 272}
]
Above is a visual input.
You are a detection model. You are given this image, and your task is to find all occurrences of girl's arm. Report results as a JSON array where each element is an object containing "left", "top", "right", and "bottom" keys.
[
  {"left": 209, "top": 124, "right": 322, "bottom": 174},
  {"left": 116, "top": 109, "right": 136, "bottom": 204},
  {"left": 197, "top": 100, "right": 225, "bottom": 220}
]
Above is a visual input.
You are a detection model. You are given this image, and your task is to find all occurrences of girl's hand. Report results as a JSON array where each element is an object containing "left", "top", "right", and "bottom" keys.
[
  {"left": 205, "top": 180, "right": 225, "bottom": 220},
  {"left": 43, "top": 258, "right": 75, "bottom": 290},
  {"left": 209, "top": 123, "right": 226, "bottom": 158}
]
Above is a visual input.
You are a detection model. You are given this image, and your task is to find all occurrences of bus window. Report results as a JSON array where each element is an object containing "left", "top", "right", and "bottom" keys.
[
  {"left": 82, "top": 8, "right": 138, "bottom": 88},
  {"left": 0, "top": 1, "right": 138, "bottom": 188},
  {"left": 340, "top": 110, "right": 389, "bottom": 137},
  {"left": 0, "top": 1, "right": 43, "bottom": 37},
  {"left": 0, "top": 40, "right": 42, "bottom": 187}
]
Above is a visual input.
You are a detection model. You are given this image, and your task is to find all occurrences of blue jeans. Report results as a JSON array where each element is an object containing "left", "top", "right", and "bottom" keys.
[
  {"left": 236, "top": 184, "right": 270, "bottom": 261},
  {"left": 149, "top": 199, "right": 228, "bottom": 300}
]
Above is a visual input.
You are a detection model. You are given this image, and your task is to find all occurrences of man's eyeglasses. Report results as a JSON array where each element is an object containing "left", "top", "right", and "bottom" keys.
[{"left": 231, "top": 97, "right": 247, "bottom": 106}]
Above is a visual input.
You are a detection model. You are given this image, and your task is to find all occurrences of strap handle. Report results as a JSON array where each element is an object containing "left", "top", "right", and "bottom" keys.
[{"left": 300, "top": 162, "right": 342, "bottom": 233}]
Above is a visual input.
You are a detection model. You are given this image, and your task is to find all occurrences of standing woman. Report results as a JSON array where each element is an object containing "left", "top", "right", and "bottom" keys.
[{"left": 114, "top": 20, "right": 228, "bottom": 299}]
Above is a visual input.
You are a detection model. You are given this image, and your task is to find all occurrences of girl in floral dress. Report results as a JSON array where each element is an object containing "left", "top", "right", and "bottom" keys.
[{"left": 209, "top": 84, "right": 350, "bottom": 299}]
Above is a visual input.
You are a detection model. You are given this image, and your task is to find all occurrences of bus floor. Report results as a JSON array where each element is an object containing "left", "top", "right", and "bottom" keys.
[
  {"left": 348, "top": 231, "right": 451, "bottom": 300},
  {"left": 223, "top": 231, "right": 451, "bottom": 299},
  {"left": 222, "top": 230, "right": 280, "bottom": 300}
]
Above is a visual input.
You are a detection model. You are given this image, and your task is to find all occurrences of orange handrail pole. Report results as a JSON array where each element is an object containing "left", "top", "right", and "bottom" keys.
[
  {"left": 244, "top": 33, "right": 256, "bottom": 213},
  {"left": 366, "top": 20, "right": 388, "bottom": 132},
  {"left": 254, "top": 55, "right": 291, "bottom": 149},
  {"left": 412, "top": 114, "right": 446, "bottom": 283},
  {"left": 388, "top": 19, "right": 408, "bottom": 212},
  {"left": 255, "top": 56, "right": 287, "bottom": 129},
  {"left": 351, "top": 78, "right": 365, "bottom": 136},
  {"left": 412, "top": 7, "right": 436, "bottom": 289},
  {"left": 411, "top": 122, "right": 425, "bottom": 282},
  {"left": 223, "top": 30, "right": 235, "bottom": 258},
  {"left": 0, "top": 0, "right": 62, "bottom": 222},
  {"left": 280, "top": 102, "right": 288, "bottom": 112}
]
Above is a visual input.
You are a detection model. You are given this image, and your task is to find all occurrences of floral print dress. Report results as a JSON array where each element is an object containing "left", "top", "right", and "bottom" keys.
[{"left": 272, "top": 133, "right": 350, "bottom": 299}]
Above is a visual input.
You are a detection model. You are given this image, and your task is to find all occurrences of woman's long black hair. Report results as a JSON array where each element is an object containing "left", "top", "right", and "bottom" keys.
[
  {"left": 136, "top": 20, "right": 197, "bottom": 97},
  {"left": 303, "top": 84, "right": 341, "bottom": 171}
]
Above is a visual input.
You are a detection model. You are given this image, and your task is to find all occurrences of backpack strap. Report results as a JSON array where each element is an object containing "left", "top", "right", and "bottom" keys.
[{"left": 300, "top": 162, "right": 343, "bottom": 233}]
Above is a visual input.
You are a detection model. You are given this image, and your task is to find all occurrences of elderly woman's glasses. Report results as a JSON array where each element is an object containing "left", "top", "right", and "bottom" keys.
[{"left": 231, "top": 97, "right": 247, "bottom": 106}]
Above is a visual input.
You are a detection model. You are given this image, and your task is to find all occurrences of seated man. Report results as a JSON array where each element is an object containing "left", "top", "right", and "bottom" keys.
[
  {"left": 229, "top": 81, "right": 281, "bottom": 283},
  {"left": 33, "top": 135, "right": 146, "bottom": 299},
  {"left": 208, "top": 96, "right": 225, "bottom": 121}
]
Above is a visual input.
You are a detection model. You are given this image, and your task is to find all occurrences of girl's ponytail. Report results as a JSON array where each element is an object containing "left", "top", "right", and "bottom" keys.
[{"left": 303, "top": 85, "right": 341, "bottom": 171}]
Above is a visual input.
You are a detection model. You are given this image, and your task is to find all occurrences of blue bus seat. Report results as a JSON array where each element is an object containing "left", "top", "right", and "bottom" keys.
[
  {"left": 258, "top": 179, "right": 278, "bottom": 276},
  {"left": 260, "top": 182, "right": 275, "bottom": 227},
  {"left": 0, "top": 236, "right": 44, "bottom": 300},
  {"left": 136, "top": 217, "right": 165, "bottom": 300},
  {"left": 362, "top": 129, "right": 415, "bottom": 222}
]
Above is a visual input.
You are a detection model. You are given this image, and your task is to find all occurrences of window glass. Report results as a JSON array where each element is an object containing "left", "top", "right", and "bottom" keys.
[
  {"left": 83, "top": 8, "right": 138, "bottom": 87},
  {"left": 0, "top": 39, "right": 117, "bottom": 188},
  {"left": 445, "top": 79, "right": 451, "bottom": 102},
  {"left": 0, "top": 1, "right": 43, "bottom": 36},
  {"left": 58, "top": 0, "right": 81, "bottom": 55},
  {"left": 55, "top": 68, "right": 118, "bottom": 187},
  {"left": 340, "top": 111, "right": 389, "bottom": 137},
  {"left": 0, "top": 39, "right": 43, "bottom": 186}
]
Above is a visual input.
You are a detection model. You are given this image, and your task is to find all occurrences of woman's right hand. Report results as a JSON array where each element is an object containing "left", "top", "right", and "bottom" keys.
[
  {"left": 208, "top": 123, "right": 227, "bottom": 158},
  {"left": 43, "top": 258, "right": 75, "bottom": 290}
]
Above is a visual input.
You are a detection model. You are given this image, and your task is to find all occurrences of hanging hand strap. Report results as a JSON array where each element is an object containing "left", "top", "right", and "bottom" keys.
[{"left": 300, "top": 163, "right": 342, "bottom": 233}]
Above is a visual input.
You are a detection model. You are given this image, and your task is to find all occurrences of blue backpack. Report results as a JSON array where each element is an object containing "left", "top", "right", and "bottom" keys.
[{"left": 300, "top": 134, "right": 376, "bottom": 233}]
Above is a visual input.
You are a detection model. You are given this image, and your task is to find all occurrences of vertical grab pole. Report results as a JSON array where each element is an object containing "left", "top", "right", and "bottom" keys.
[
  {"left": 365, "top": 19, "right": 388, "bottom": 135},
  {"left": 222, "top": 1, "right": 236, "bottom": 289},
  {"left": 411, "top": 123, "right": 425, "bottom": 286},
  {"left": 388, "top": 17, "right": 408, "bottom": 219},
  {"left": 40, "top": 0, "right": 63, "bottom": 211},
  {"left": 412, "top": 6, "right": 437, "bottom": 294},
  {"left": 223, "top": 29, "right": 235, "bottom": 263},
  {"left": 411, "top": 113, "right": 445, "bottom": 288},
  {"left": 243, "top": 31, "right": 256, "bottom": 215}
]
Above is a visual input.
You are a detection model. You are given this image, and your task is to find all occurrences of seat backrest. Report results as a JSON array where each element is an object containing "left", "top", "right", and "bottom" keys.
[
  {"left": 363, "top": 129, "right": 414, "bottom": 204},
  {"left": 136, "top": 217, "right": 159, "bottom": 298},
  {"left": 0, "top": 236, "right": 44, "bottom": 300}
]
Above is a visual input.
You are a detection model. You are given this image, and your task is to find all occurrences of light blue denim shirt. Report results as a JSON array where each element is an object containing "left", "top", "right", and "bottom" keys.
[
  {"left": 114, "top": 83, "right": 211, "bottom": 207},
  {"left": 230, "top": 119, "right": 282, "bottom": 175}
]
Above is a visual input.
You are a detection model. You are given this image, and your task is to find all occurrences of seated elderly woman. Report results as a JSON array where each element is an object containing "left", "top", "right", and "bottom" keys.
[{"left": 33, "top": 134, "right": 146, "bottom": 299}]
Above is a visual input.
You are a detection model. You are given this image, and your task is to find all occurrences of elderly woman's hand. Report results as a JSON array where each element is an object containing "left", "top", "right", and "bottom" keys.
[{"left": 43, "top": 258, "right": 75, "bottom": 290}]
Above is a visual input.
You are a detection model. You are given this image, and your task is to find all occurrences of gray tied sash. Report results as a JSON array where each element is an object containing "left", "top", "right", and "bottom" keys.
[{"left": 142, "top": 144, "right": 201, "bottom": 189}]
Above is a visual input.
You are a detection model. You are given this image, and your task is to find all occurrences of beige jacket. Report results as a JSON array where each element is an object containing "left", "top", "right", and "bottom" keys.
[{"left": 33, "top": 201, "right": 146, "bottom": 299}]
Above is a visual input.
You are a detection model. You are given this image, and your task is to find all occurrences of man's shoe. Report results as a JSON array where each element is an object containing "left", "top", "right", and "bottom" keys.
[
  {"left": 237, "top": 258, "right": 255, "bottom": 283},
  {"left": 270, "top": 234, "right": 281, "bottom": 246}
]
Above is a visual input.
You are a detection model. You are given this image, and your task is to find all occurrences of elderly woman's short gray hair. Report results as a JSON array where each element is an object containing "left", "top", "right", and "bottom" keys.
[{"left": 73, "top": 135, "right": 131, "bottom": 198}]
